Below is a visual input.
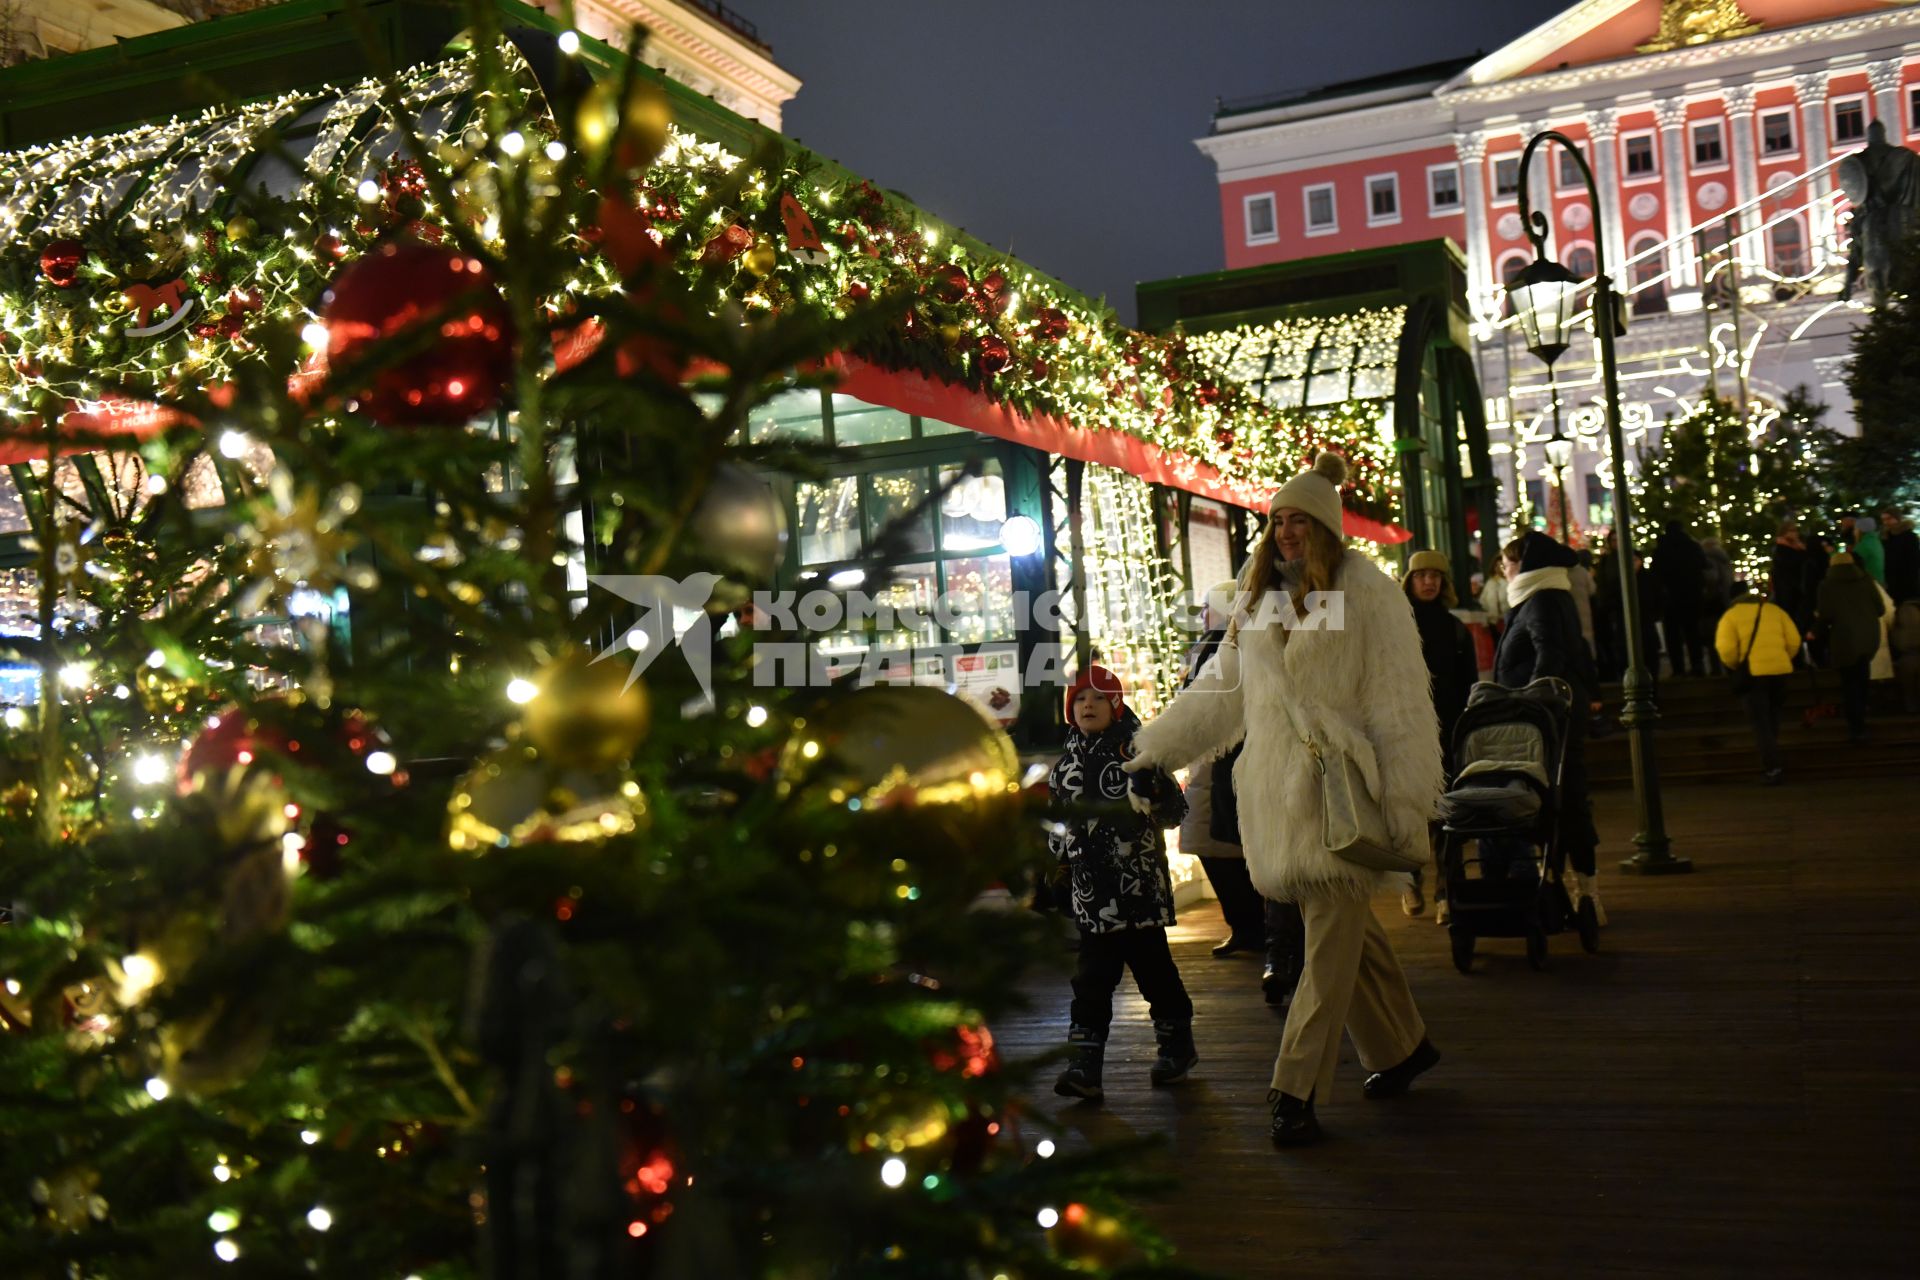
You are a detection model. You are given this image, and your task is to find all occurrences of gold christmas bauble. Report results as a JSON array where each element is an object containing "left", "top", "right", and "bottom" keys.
[
  {"left": 743, "top": 240, "right": 779, "bottom": 279},
  {"left": 937, "top": 322, "right": 964, "bottom": 349},
  {"left": 161, "top": 997, "right": 272, "bottom": 1095},
  {"left": 225, "top": 215, "right": 257, "bottom": 244},
  {"left": 522, "top": 646, "right": 651, "bottom": 770},
  {"left": 688, "top": 462, "right": 789, "bottom": 590},
  {"left": 446, "top": 745, "right": 643, "bottom": 852},
  {"left": 576, "top": 79, "right": 673, "bottom": 171},
  {"left": 778, "top": 685, "right": 1018, "bottom": 811}
]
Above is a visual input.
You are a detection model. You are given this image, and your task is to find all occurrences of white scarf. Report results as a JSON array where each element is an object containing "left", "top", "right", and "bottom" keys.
[{"left": 1507, "top": 565, "right": 1570, "bottom": 608}]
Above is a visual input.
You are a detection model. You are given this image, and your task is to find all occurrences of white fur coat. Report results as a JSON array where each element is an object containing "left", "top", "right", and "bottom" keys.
[{"left": 1133, "top": 554, "right": 1444, "bottom": 902}]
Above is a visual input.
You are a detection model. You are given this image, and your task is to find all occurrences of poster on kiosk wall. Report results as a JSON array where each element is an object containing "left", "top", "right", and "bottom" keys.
[
  {"left": 1188, "top": 498, "right": 1234, "bottom": 600},
  {"left": 952, "top": 644, "right": 1021, "bottom": 728}
]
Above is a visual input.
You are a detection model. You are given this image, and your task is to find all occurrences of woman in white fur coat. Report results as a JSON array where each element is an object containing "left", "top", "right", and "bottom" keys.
[{"left": 1124, "top": 452, "right": 1443, "bottom": 1147}]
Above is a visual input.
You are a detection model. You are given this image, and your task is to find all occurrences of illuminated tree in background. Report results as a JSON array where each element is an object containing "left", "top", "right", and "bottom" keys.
[
  {"left": 0, "top": 6, "right": 1181, "bottom": 1275},
  {"left": 1633, "top": 389, "right": 1842, "bottom": 580}
]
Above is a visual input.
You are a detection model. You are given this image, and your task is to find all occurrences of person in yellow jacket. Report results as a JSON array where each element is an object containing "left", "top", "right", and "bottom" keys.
[{"left": 1715, "top": 582, "right": 1802, "bottom": 785}]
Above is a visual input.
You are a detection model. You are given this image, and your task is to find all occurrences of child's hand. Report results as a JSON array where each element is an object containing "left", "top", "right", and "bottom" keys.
[{"left": 1127, "top": 788, "right": 1154, "bottom": 816}]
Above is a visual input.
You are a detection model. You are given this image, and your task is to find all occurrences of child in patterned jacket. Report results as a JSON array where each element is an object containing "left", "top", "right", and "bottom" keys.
[{"left": 1048, "top": 664, "right": 1196, "bottom": 1101}]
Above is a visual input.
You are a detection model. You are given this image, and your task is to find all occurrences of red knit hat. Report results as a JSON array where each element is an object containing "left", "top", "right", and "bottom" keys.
[{"left": 1063, "top": 664, "right": 1125, "bottom": 722}]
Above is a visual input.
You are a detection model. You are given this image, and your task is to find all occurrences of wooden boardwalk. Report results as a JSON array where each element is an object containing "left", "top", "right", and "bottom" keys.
[{"left": 1001, "top": 776, "right": 1919, "bottom": 1278}]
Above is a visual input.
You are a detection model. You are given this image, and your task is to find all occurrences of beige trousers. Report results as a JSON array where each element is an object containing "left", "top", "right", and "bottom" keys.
[{"left": 1270, "top": 890, "right": 1426, "bottom": 1102}]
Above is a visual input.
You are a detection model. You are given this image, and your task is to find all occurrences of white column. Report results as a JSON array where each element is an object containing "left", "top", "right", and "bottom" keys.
[
  {"left": 1585, "top": 108, "right": 1628, "bottom": 282},
  {"left": 1723, "top": 84, "right": 1763, "bottom": 273},
  {"left": 1868, "top": 58, "right": 1906, "bottom": 138},
  {"left": 1454, "top": 131, "right": 1496, "bottom": 327},
  {"left": 1655, "top": 97, "right": 1697, "bottom": 287},
  {"left": 1523, "top": 117, "right": 1555, "bottom": 253},
  {"left": 1795, "top": 72, "right": 1836, "bottom": 267}
]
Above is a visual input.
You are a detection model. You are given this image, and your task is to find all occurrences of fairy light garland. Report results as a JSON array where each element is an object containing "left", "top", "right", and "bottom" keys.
[{"left": 0, "top": 49, "right": 1388, "bottom": 513}]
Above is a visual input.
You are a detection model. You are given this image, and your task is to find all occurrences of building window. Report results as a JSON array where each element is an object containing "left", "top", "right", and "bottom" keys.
[
  {"left": 1769, "top": 216, "right": 1807, "bottom": 276},
  {"left": 1761, "top": 108, "right": 1796, "bottom": 156},
  {"left": 1585, "top": 473, "right": 1612, "bottom": 529},
  {"left": 1524, "top": 478, "right": 1549, "bottom": 529},
  {"left": 1492, "top": 154, "right": 1521, "bottom": 202},
  {"left": 1366, "top": 173, "right": 1400, "bottom": 225},
  {"left": 794, "top": 450, "right": 1020, "bottom": 655},
  {"left": 1910, "top": 84, "right": 1920, "bottom": 134},
  {"left": 1623, "top": 132, "right": 1658, "bottom": 179},
  {"left": 1555, "top": 143, "right": 1587, "bottom": 192},
  {"left": 1691, "top": 120, "right": 1725, "bottom": 168},
  {"left": 1567, "top": 244, "right": 1596, "bottom": 280},
  {"left": 1498, "top": 252, "right": 1530, "bottom": 317},
  {"left": 1630, "top": 233, "right": 1668, "bottom": 315},
  {"left": 1303, "top": 183, "right": 1337, "bottom": 235},
  {"left": 1832, "top": 96, "right": 1867, "bottom": 147},
  {"left": 1428, "top": 163, "right": 1461, "bottom": 213},
  {"left": 1243, "top": 192, "right": 1277, "bottom": 245}
]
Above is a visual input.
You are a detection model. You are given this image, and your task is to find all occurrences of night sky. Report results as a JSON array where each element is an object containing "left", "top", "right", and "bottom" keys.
[{"left": 752, "top": 0, "right": 1568, "bottom": 325}]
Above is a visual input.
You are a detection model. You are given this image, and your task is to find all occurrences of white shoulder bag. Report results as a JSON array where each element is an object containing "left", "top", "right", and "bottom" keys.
[{"left": 1279, "top": 697, "right": 1423, "bottom": 875}]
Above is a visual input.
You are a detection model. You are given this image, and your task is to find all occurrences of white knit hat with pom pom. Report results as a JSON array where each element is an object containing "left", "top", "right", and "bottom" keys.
[{"left": 1266, "top": 451, "right": 1348, "bottom": 537}]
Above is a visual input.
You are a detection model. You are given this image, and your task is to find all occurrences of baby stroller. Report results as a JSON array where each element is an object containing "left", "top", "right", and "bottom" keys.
[{"left": 1436, "top": 678, "right": 1600, "bottom": 972}]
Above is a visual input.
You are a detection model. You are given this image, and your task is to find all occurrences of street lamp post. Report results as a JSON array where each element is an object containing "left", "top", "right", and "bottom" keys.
[
  {"left": 1544, "top": 370, "right": 1575, "bottom": 545},
  {"left": 1509, "top": 129, "right": 1691, "bottom": 875}
]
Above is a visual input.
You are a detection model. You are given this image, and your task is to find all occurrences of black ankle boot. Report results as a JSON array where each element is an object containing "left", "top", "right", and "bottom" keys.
[
  {"left": 1054, "top": 1034, "right": 1105, "bottom": 1101},
  {"left": 1261, "top": 960, "right": 1298, "bottom": 1007},
  {"left": 1148, "top": 1019, "right": 1198, "bottom": 1086},
  {"left": 1268, "top": 1089, "right": 1320, "bottom": 1146},
  {"left": 1362, "top": 1038, "right": 1441, "bottom": 1100}
]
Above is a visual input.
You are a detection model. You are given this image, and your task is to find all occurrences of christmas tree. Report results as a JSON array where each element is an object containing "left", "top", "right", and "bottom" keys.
[
  {"left": 0, "top": 5, "right": 1184, "bottom": 1275},
  {"left": 1632, "top": 389, "right": 1842, "bottom": 580}
]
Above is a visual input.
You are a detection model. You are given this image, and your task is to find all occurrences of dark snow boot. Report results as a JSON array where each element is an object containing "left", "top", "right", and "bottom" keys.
[
  {"left": 1053, "top": 1030, "right": 1105, "bottom": 1102},
  {"left": 1268, "top": 1089, "right": 1321, "bottom": 1147},
  {"left": 1148, "top": 1019, "right": 1198, "bottom": 1086}
]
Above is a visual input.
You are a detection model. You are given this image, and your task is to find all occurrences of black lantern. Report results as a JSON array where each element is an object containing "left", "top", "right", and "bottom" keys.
[{"left": 1509, "top": 254, "right": 1583, "bottom": 366}]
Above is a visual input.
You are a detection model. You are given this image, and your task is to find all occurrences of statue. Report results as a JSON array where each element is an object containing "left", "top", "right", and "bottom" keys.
[
  {"left": 1840, "top": 120, "right": 1920, "bottom": 306},
  {"left": 1637, "top": 1, "right": 1761, "bottom": 54}
]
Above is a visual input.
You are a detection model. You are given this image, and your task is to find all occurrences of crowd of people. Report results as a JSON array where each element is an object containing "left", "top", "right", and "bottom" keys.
[{"left": 1039, "top": 470, "right": 1920, "bottom": 1150}]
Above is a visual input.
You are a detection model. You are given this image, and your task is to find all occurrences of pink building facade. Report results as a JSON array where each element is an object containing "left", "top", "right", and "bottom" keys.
[{"left": 1197, "top": 0, "right": 1920, "bottom": 536}]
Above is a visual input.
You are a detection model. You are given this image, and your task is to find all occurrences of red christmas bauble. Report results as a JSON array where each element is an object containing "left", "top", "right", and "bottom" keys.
[
  {"left": 321, "top": 242, "right": 514, "bottom": 427},
  {"left": 40, "top": 240, "right": 85, "bottom": 289},
  {"left": 1029, "top": 357, "right": 1049, "bottom": 380},
  {"left": 974, "top": 270, "right": 1011, "bottom": 317},
  {"left": 699, "top": 223, "right": 754, "bottom": 265},
  {"left": 1196, "top": 383, "right": 1221, "bottom": 406},
  {"left": 975, "top": 334, "right": 1011, "bottom": 375},
  {"left": 1034, "top": 307, "right": 1069, "bottom": 341},
  {"left": 177, "top": 705, "right": 296, "bottom": 791},
  {"left": 928, "top": 263, "right": 970, "bottom": 305},
  {"left": 844, "top": 281, "right": 871, "bottom": 303}
]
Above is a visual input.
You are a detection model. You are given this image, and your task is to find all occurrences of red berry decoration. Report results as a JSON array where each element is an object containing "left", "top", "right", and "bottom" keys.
[
  {"left": 39, "top": 240, "right": 85, "bottom": 289},
  {"left": 1034, "top": 307, "right": 1069, "bottom": 341},
  {"left": 928, "top": 263, "right": 970, "bottom": 305},
  {"left": 975, "top": 334, "right": 1011, "bottom": 375},
  {"left": 321, "top": 242, "right": 514, "bottom": 427}
]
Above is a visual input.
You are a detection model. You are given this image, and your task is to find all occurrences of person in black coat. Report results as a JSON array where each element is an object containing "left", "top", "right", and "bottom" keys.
[
  {"left": 1652, "top": 519, "right": 1710, "bottom": 676},
  {"left": 1883, "top": 509, "right": 1920, "bottom": 604},
  {"left": 1771, "top": 519, "right": 1812, "bottom": 629},
  {"left": 1495, "top": 532, "right": 1606, "bottom": 923},
  {"left": 1401, "top": 550, "right": 1478, "bottom": 919}
]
